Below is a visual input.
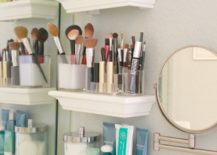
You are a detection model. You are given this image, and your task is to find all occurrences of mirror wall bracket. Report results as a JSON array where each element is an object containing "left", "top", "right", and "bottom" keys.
[{"left": 154, "top": 133, "right": 217, "bottom": 155}]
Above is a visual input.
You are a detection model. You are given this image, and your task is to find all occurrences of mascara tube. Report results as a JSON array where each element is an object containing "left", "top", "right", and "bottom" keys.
[{"left": 130, "top": 41, "right": 142, "bottom": 94}]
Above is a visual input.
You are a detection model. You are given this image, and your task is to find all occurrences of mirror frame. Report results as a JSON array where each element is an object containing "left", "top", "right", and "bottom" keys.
[{"left": 155, "top": 45, "right": 217, "bottom": 134}]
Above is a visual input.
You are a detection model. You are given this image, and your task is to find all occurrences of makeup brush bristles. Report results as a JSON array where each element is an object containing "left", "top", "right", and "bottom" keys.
[
  {"left": 83, "top": 38, "right": 98, "bottom": 48},
  {"left": 14, "top": 26, "right": 28, "bottom": 39},
  {"left": 47, "top": 23, "right": 59, "bottom": 37},
  {"left": 9, "top": 42, "right": 20, "bottom": 50}
]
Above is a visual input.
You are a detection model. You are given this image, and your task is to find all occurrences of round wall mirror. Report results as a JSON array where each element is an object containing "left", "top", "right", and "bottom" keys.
[{"left": 156, "top": 46, "right": 217, "bottom": 133}]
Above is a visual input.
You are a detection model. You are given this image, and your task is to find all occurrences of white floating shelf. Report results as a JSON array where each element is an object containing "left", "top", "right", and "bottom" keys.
[
  {"left": 0, "top": 87, "right": 56, "bottom": 105},
  {"left": 57, "top": 0, "right": 156, "bottom": 13},
  {"left": 0, "top": 0, "right": 58, "bottom": 21},
  {"left": 49, "top": 91, "right": 155, "bottom": 118}
]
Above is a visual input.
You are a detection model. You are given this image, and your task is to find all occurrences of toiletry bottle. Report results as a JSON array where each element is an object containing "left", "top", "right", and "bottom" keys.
[
  {"left": 15, "top": 119, "right": 48, "bottom": 155},
  {"left": 0, "top": 122, "right": 4, "bottom": 155},
  {"left": 4, "top": 110, "right": 15, "bottom": 155}
]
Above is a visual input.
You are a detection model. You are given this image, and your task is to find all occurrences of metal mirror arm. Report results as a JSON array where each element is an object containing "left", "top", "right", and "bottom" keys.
[{"left": 153, "top": 133, "right": 217, "bottom": 155}]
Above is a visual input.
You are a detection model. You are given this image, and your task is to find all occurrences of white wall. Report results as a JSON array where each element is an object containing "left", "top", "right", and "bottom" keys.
[{"left": 58, "top": 0, "right": 217, "bottom": 155}]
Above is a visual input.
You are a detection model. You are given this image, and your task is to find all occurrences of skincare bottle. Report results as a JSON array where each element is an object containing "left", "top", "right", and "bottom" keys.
[{"left": 4, "top": 110, "right": 15, "bottom": 155}]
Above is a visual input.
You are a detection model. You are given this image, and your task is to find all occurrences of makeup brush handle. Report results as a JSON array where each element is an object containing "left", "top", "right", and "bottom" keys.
[
  {"left": 33, "top": 41, "right": 39, "bottom": 55},
  {"left": 39, "top": 42, "right": 44, "bottom": 56},
  {"left": 70, "top": 40, "right": 75, "bottom": 55},
  {"left": 54, "top": 37, "right": 65, "bottom": 55},
  {"left": 22, "top": 38, "right": 33, "bottom": 55}
]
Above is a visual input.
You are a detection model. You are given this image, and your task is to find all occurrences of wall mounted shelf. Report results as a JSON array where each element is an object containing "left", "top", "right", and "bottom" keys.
[
  {"left": 57, "top": 0, "right": 156, "bottom": 13},
  {"left": 49, "top": 90, "right": 155, "bottom": 118},
  {"left": 0, "top": 87, "right": 56, "bottom": 105},
  {"left": 0, "top": 0, "right": 58, "bottom": 21}
]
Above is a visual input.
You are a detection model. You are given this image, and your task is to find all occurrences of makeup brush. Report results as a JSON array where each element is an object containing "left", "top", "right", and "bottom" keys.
[
  {"left": 84, "top": 23, "right": 94, "bottom": 38},
  {"left": 105, "top": 38, "right": 110, "bottom": 61},
  {"left": 38, "top": 28, "right": 48, "bottom": 56},
  {"left": 65, "top": 25, "right": 82, "bottom": 64},
  {"left": 75, "top": 35, "right": 83, "bottom": 64},
  {"left": 9, "top": 42, "right": 19, "bottom": 67},
  {"left": 14, "top": 26, "right": 33, "bottom": 55},
  {"left": 47, "top": 23, "right": 65, "bottom": 55},
  {"left": 101, "top": 47, "right": 106, "bottom": 61},
  {"left": 82, "top": 23, "right": 94, "bottom": 65},
  {"left": 123, "top": 44, "right": 129, "bottom": 67},
  {"left": 112, "top": 33, "right": 119, "bottom": 73},
  {"left": 120, "top": 32, "right": 124, "bottom": 49},
  {"left": 83, "top": 38, "right": 98, "bottom": 68},
  {"left": 31, "top": 28, "right": 39, "bottom": 55}
]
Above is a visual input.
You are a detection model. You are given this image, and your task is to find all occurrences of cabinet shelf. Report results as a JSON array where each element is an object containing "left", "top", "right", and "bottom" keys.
[
  {"left": 0, "top": 0, "right": 58, "bottom": 21},
  {"left": 49, "top": 90, "right": 155, "bottom": 118},
  {"left": 0, "top": 87, "right": 56, "bottom": 105},
  {"left": 57, "top": 0, "right": 156, "bottom": 13}
]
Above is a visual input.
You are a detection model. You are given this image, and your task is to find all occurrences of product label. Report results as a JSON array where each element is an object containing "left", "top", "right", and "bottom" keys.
[{"left": 118, "top": 128, "right": 128, "bottom": 155}]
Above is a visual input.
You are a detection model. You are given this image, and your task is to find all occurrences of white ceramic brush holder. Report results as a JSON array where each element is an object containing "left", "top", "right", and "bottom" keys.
[
  {"left": 58, "top": 55, "right": 86, "bottom": 90},
  {"left": 19, "top": 55, "right": 51, "bottom": 87}
]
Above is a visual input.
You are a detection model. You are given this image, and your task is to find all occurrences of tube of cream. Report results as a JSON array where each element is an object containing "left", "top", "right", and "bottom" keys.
[
  {"left": 1, "top": 109, "right": 9, "bottom": 130},
  {"left": 115, "top": 124, "right": 134, "bottom": 155},
  {"left": 15, "top": 110, "right": 28, "bottom": 127},
  {"left": 4, "top": 130, "right": 15, "bottom": 155},
  {"left": 103, "top": 122, "right": 116, "bottom": 155},
  {"left": 135, "top": 128, "right": 149, "bottom": 155}
]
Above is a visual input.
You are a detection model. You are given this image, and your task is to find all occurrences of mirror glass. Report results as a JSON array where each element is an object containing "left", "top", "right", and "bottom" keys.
[{"left": 158, "top": 46, "right": 217, "bottom": 132}]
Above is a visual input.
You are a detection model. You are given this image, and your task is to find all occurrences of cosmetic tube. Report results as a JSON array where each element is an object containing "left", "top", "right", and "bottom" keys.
[
  {"left": 16, "top": 110, "right": 28, "bottom": 127},
  {"left": 135, "top": 128, "right": 149, "bottom": 155},
  {"left": 103, "top": 122, "right": 116, "bottom": 155},
  {"left": 11, "top": 49, "right": 19, "bottom": 85},
  {"left": 2, "top": 109, "right": 9, "bottom": 130},
  {"left": 7, "top": 110, "right": 15, "bottom": 131},
  {"left": 86, "top": 48, "right": 94, "bottom": 68},
  {"left": 130, "top": 42, "right": 142, "bottom": 94},
  {"left": 107, "top": 62, "right": 113, "bottom": 94},
  {"left": 90, "top": 63, "right": 99, "bottom": 93},
  {"left": 99, "top": 61, "right": 105, "bottom": 93},
  {"left": 115, "top": 124, "right": 134, "bottom": 155},
  {"left": 4, "top": 131, "right": 15, "bottom": 155}
]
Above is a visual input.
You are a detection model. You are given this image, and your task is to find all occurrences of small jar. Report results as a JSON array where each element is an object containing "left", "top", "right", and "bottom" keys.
[
  {"left": 64, "top": 127, "right": 100, "bottom": 155},
  {"left": 15, "top": 119, "right": 48, "bottom": 155}
]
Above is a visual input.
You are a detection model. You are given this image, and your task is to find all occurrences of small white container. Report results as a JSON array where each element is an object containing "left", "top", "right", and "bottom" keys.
[
  {"left": 15, "top": 120, "right": 48, "bottom": 155},
  {"left": 58, "top": 55, "right": 86, "bottom": 90},
  {"left": 19, "top": 55, "right": 51, "bottom": 87}
]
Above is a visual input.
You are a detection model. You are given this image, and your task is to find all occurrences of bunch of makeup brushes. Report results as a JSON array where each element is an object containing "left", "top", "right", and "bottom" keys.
[
  {"left": 0, "top": 26, "right": 49, "bottom": 86},
  {"left": 47, "top": 22, "right": 96, "bottom": 65}
]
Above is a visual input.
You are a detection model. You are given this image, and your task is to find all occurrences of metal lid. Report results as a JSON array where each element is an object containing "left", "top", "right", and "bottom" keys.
[
  {"left": 15, "top": 119, "right": 47, "bottom": 134},
  {"left": 64, "top": 127, "right": 99, "bottom": 144}
]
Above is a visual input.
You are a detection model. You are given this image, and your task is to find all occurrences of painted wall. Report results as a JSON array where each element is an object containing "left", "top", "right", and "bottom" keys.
[{"left": 58, "top": 0, "right": 217, "bottom": 155}]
